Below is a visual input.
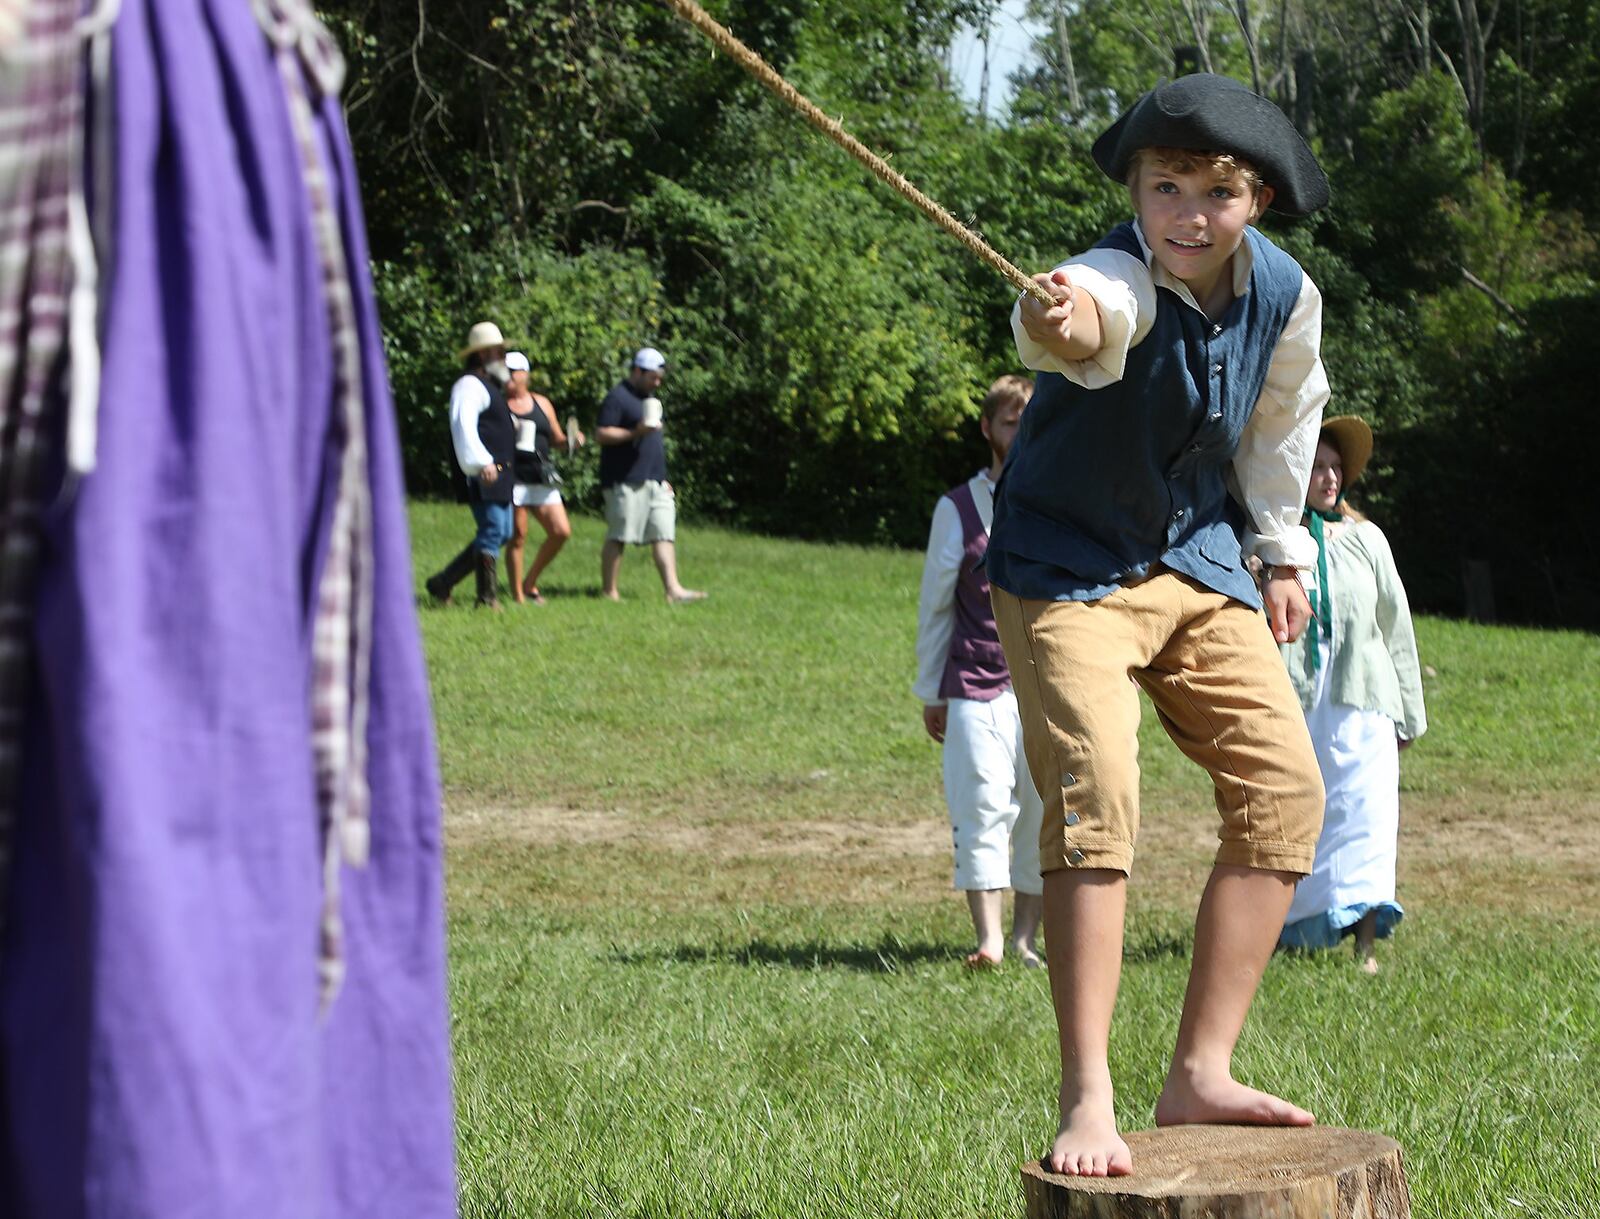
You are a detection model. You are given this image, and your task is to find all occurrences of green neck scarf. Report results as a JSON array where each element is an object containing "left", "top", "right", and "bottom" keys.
[{"left": 1304, "top": 502, "right": 1343, "bottom": 673}]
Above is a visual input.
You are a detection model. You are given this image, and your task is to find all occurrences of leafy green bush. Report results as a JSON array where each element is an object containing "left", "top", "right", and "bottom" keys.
[{"left": 344, "top": 3, "right": 1597, "bottom": 623}]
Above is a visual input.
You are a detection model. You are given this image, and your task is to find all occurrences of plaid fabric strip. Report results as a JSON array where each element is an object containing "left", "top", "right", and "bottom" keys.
[
  {"left": 0, "top": 0, "right": 81, "bottom": 936},
  {"left": 251, "top": 0, "right": 374, "bottom": 1015}
]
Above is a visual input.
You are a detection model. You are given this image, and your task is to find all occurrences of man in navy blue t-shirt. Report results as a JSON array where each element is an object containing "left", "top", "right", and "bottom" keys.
[{"left": 594, "top": 347, "right": 705, "bottom": 603}]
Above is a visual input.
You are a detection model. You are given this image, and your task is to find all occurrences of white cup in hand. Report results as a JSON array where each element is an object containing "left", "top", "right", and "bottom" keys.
[{"left": 641, "top": 397, "right": 663, "bottom": 429}]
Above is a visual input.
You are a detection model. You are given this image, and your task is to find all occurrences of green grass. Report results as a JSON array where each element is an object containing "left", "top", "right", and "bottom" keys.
[
  {"left": 414, "top": 503, "right": 1600, "bottom": 1218},
  {"left": 414, "top": 503, "right": 1600, "bottom": 813},
  {"left": 450, "top": 900, "right": 1600, "bottom": 1218}
]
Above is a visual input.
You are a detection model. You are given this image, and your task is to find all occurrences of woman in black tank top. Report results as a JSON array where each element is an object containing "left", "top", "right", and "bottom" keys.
[{"left": 506, "top": 360, "right": 585, "bottom": 604}]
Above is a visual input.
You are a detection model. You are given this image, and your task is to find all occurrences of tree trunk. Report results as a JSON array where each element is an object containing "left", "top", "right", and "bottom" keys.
[
  {"left": 1234, "top": 0, "right": 1263, "bottom": 95},
  {"left": 977, "top": 10, "right": 992, "bottom": 127},
  {"left": 1022, "top": 1125, "right": 1411, "bottom": 1219},
  {"left": 1293, "top": 48, "right": 1316, "bottom": 136},
  {"left": 1055, "top": 2, "right": 1081, "bottom": 113}
]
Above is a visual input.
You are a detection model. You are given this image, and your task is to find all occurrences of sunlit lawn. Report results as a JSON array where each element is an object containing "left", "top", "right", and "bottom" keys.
[{"left": 414, "top": 502, "right": 1600, "bottom": 1219}]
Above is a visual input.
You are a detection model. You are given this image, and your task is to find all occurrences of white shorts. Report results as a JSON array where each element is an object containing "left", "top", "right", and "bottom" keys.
[
  {"left": 942, "top": 690, "right": 1043, "bottom": 895},
  {"left": 513, "top": 482, "right": 562, "bottom": 509}
]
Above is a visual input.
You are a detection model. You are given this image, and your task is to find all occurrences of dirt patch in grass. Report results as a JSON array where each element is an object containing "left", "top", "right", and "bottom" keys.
[
  {"left": 446, "top": 790, "right": 1600, "bottom": 919},
  {"left": 449, "top": 800, "right": 947, "bottom": 859}
]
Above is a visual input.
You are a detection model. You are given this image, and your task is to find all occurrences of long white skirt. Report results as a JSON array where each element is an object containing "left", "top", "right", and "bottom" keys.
[{"left": 1280, "top": 640, "right": 1405, "bottom": 949}]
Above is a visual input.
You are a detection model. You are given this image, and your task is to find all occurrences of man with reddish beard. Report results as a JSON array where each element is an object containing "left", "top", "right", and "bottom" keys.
[{"left": 915, "top": 375, "right": 1044, "bottom": 971}]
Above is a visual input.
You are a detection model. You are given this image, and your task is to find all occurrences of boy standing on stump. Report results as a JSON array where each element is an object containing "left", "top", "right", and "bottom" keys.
[{"left": 988, "top": 75, "right": 1332, "bottom": 1176}]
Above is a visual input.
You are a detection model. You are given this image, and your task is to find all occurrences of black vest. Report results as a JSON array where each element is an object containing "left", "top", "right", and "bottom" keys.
[
  {"left": 513, "top": 399, "right": 554, "bottom": 485},
  {"left": 467, "top": 372, "right": 516, "bottom": 505}
]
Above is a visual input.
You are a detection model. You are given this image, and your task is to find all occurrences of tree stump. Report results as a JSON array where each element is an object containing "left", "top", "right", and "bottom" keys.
[{"left": 1021, "top": 1125, "right": 1410, "bottom": 1219}]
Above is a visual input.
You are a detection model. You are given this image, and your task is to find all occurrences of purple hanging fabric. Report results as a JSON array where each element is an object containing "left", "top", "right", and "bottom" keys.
[{"left": 0, "top": 0, "right": 458, "bottom": 1214}]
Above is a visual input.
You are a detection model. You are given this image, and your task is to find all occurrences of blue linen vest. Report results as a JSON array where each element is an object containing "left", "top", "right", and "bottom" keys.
[{"left": 988, "top": 223, "right": 1305, "bottom": 610}]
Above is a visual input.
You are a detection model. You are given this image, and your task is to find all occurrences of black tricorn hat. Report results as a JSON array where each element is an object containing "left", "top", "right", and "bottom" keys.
[{"left": 1091, "top": 73, "right": 1330, "bottom": 218}]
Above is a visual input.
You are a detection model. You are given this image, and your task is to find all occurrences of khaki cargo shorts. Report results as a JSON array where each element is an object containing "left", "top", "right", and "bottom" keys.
[
  {"left": 991, "top": 569, "right": 1324, "bottom": 877},
  {"left": 603, "top": 479, "right": 675, "bottom": 544}
]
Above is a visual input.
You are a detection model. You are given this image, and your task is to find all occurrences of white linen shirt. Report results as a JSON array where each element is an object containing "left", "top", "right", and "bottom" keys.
[
  {"left": 1008, "top": 220, "right": 1328, "bottom": 571},
  {"left": 914, "top": 470, "right": 997, "bottom": 706},
  {"left": 447, "top": 373, "right": 494, "bottom": 477}
]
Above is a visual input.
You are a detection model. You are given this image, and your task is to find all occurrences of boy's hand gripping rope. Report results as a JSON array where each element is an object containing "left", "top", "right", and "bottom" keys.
[{"left": 658, "top": 0, "right": 1057, "bottom": 310}]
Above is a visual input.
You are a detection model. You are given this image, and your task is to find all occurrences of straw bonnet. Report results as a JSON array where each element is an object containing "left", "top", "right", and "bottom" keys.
[
  {"left": 1319, "top": 415, "right": 1373, "bottom": 487},
  {"left": 458, "top": 321, "right": 506, "bottom": 359}
]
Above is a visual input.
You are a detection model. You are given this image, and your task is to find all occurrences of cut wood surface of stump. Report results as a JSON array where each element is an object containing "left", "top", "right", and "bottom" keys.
[{"left": 1021, "top": 1125, "right": 1410, "bottom": 1219}]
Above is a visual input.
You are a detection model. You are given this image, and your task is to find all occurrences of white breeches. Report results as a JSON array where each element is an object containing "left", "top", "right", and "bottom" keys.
[{"left": 942, "top": 691, "right": 1043, "bottom": 895}]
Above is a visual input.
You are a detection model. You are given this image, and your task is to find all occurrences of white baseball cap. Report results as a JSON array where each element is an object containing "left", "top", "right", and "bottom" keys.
[
  {"left": 633, "top": 347, "right": 667, "bottom": 371},
  {"left": 505, "top": 351, "right": 530, "bottom": 372}
]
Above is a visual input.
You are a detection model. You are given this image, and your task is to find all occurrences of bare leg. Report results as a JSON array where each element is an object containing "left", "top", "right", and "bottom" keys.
[
  {"left": 964, "top": 889, "right": 1004, "bottom": 967},
  {"left": 1154, "top": 865, "right": 1316, "bottom": 1128},
  {"left": 1011, "top": 891, "right": 1044, "bottom": 967},
  {"left": 522, "top": 501, "right": 572, "bottom": 599},
  {"left": 506, "top": 506, "right": 529, "bottom": 604},
  {"left": 601, "top": 539, "right": 625, "bottom": 601},
  {"left": 1043, "top": 868, "right": 1133, "bottom": 1177},
  {"left": 1355, "top": 909, "right": 1379, "bottom": 974},
  {"left": 651, "top": 540, "right": 704, "bottom": 603}
]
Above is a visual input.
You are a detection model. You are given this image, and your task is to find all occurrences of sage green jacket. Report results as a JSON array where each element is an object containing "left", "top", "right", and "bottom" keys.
[{"left": 1280, "top": 520, "right": 1428, "bottom": 741}]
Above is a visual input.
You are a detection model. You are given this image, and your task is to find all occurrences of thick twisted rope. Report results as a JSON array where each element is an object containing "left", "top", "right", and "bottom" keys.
[{"left": 659, "top": 0, "right": 1056, "bottom": 308}]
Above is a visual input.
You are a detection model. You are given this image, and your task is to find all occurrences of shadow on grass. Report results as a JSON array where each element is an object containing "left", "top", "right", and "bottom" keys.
[
  {"left": 611, "top": 928, "right": 1193, "bottom": 973},
  {"left": 1122, "top": 928, "right": 1192, "bottom": 963},
  {"left": 609, "top": 936, "right": 959, "bottom": 973}
]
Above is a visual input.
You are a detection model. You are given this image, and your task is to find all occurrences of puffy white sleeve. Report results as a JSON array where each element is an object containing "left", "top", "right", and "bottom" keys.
[
  {"left": 1010, "top": 246, "right": 1155, "bottom": 389},
  {"left": 448, "top": 375, "right": 494, "bottom": 477},
  {"left": 913, "top": 496, "right": 964, "bottom": 705},
  {"left": 1235, "top": 271, "right": 1329, "bottom": 569}
]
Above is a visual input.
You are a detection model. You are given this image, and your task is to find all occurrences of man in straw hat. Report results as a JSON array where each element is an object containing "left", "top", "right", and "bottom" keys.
[
  {"left": 426, "top": 321, "right": 518, "bottom": 609},
  {"left": 989, "top": 73, "right": 1333, "bottom": 1176}
]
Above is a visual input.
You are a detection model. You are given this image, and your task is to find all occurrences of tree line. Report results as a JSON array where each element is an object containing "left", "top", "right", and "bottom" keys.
[{"left": 322, "top": 0, "right": 1600, "bottom": 628}]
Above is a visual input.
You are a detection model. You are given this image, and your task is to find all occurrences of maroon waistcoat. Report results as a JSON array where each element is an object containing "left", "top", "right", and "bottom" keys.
[{"left": 940, "top": 480, "right": 1011, "bottom": 701}]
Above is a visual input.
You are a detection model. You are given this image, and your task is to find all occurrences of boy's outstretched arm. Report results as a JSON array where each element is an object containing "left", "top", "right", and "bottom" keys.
[{"left": 1018, "top": 270, "right": 1105, "bottom": 364}]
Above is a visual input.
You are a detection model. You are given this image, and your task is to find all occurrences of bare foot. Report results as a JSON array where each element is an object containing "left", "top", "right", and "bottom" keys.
[
  {"left": 521, "top": 585, "right": 546, "bottom": 605},
  {"left": 1154, "top": 1062, "right": 1314, "bottom": 1128},
  {"left": 963, "top": 949, "right": 1001, "bottom": 971},
  {"left": 1046, "top": 1082, "right": 1132, "bottom": 1177},
  {"left": 1011, "top": 940, "right": 1044, "bottom": 969},
  {"left": 666, "top": 588, "right": 707, "bottom": 604},
  {"left": 602, "top": 590, "right": 622, "bottom": 602},
  {"left": 1361, "top": 955, "right": 1379, "bottom": 975}
]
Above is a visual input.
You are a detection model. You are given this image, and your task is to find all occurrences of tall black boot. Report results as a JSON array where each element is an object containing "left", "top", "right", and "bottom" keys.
[
  {"left": 474, "top": 551, "right": 502, "bottom": 610},
  {"left": 425, "top": 544, "right": 476, "bottom": 604}
]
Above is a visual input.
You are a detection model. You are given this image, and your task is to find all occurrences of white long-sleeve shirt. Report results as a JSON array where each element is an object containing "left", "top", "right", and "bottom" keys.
[
  {"left": 447, "top": 374, "right": 494, "bottom": 477},
  {"left": 1009, "top": 220, "right": 1328, "bottom": 571},
  {"left": 913, "top": 470, "right": 996, "bottom": 706}
]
